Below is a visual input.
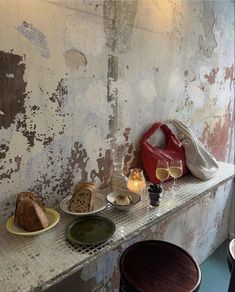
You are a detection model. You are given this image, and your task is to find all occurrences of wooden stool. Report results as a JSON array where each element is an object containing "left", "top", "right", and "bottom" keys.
[
  {"left": 227, "top": 239, "right": 235, "bottom": 292},
  {"left": 119, "top": 240, "right": 201, "bottom": 292}
]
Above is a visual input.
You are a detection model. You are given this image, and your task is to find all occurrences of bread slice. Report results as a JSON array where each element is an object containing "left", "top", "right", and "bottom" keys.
[
  {"left": 14, "top": 192, "right": 45, "bottom": 225},
  {"left": 69, "top": 182, "right": 96, "bottom": 213},
  {"left": 14, "top": 192, "right": 49, "bottom": 231},
  {"left": 74, "top": 182, "right": 95, "bottom": 193}
]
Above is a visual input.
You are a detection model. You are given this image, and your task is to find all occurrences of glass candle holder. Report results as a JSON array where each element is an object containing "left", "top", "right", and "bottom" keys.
[{"left": 127, "top": 168, "right": 146, "bottom": 194}]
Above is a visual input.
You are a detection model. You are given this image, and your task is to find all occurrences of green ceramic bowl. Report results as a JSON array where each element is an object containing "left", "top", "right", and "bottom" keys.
[{"left": 65, "top": 215, "right": 116, "bottom": 246}]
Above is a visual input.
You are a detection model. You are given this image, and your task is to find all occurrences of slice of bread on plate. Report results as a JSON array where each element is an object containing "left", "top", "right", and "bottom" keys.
[
  {"left": 14, "top": 192, "right": 49, "bottom": 232},
  {"left": 69, "top": 182, "right": 96, "bottom": 213}
]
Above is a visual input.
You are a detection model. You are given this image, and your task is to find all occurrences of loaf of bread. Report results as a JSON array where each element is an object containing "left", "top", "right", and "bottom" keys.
[
  {"left": 69, "top": 182, "right": 96, "bottom": 213},
  {"left": 14, "top": 192, "right": 49, "bottom": 232}
]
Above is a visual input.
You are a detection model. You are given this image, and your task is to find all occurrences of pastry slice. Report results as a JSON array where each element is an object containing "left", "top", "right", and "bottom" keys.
[
  {"left": 15, "top": 198, "right": 49, "bottom": 231},
  {"left": 14, "top": 192, "right": 49, "bottom": 231},
  {"left": 15, "top": 191, "right": 45, "bottom": 225}
]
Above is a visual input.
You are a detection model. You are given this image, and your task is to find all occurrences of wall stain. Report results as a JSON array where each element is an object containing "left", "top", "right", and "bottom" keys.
[
  {"left": 60, "top": 142, "right": 89, "bottom": 194},
  {"left": 16, "top": 118, "right": 37, "bottom": 148},
  {"left": 198, "top": 3, "right": 217, "bottom": 58},
  {"left": 123, "top": 127, "right": 131, "bottom": 142},
  {"left": 103, "top": 0, "right": 138, "bottom": 138},
  {"left": 31, "top": 142, "right": 89, "bottom": 202},
  {"left": 122, "top": 128, "right": 142, "bottom": 175},
  {"left": 201, "top": 101, "right": 233, "bottom": 160},
  {"left": 90, "top": 150, "right": 112, "bottom": 188},
  {"left": 17, "top": 21, "right": 50, "bottom": 58},
  {"left": 0, "top": 155, "right": 22, "bottom": 180},
  {"left": 0, "top": 143, "right": 9, "bottom": 160},
  {"left": 49, "top": 78, "right": 68, "bottom": 111},
  {"left": 103, "top": 1, "right": 118, "bottom": 138},
  {"left": 63, "top": 49, "right": 87, "bottom": 69},
  {"left": 224, "top": 65, "right": 234, "bottom": 89},
  {"left": 0, "top": 51, "right": 27, "bottom": 129},
  {"left": 103, "top": 0, "right": 138, "bottom": 54},
  {"left": 176, "top": 96, "right": 193, "bottom": 112},
  {"left": 204, "top": 68, "right": 219, "bottom": 85},
  {"left": 9, "top": 76, "right": 67, "bottom": 149}
]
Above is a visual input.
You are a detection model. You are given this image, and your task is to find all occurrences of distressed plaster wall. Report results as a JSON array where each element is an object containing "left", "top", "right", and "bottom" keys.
[{"left": 0, "top": 0, "right": 234, "bottom": 224}]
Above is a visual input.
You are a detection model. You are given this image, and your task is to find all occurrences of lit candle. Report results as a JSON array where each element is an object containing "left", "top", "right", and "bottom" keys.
[
  {"left": 127, "top": 179, "right": 146, "bottom": 193},
  {"left": 127, "top": 168, "right": 146, "bottom": 194}
]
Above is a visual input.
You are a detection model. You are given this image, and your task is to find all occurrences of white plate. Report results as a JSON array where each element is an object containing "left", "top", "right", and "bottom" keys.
[
  {"left": 6, "top": 208, "right": 60, "bottom": 236},
  {"left": 60, "top": 193, "right": 107, "bottom": 216}
]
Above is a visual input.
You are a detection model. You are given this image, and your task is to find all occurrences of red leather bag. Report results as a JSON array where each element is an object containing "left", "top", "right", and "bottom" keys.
[{"left": 140, "top": 122, "right": 189, "bottom": 183}]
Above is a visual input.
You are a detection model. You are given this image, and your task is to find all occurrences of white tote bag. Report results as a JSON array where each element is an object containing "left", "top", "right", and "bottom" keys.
[{"left": 171, "top": 119, "right": 219, "bottom": 180}]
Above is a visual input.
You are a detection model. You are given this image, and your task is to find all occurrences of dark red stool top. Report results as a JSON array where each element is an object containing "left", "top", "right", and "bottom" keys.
[
  {"left": 120, "top": 240, "right": 201, "bottom": 292},
  {"left": 227, "top": 239, "right": 235, "bottom": 292},
  {"left": 229, "top": 239, "right": 235, "bottom": 261}
]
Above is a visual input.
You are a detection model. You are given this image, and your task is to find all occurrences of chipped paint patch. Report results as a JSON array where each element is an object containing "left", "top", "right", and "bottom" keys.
[
  {"left": 90, "top": 150, "right": 112, "bottom": 188},
  {"left": 17, "top": 21, "right": 50, "bottom": 58},
  {"left": 225, "top": 65, "right": 234, "bottom": 81},
  {"left": 6, "top": 73, "right": 14, "bottom": 78},
  {"left": 29, "top": 141, "right": 89, "bottom": 203},
  {"left": 81, "top": 250, "right": 119, "bottom": 282},
  {"left": 103, "top": 0, "right": 138, "bottom": 137},
  {"left": 49, "top": 78, "right": 68, "bottom": 112},
  {"left": 198, "top": 3, "right": 217, "bottom": 58},
  {"left": 224, "top": 65, "right": 234, "bottom": 89},
  {"left": 103, "top": 0, "right": 138, "bottom": 54},
  {"left": 63, "top": 49, "right": 87, "bottom": 69},
  {"left": 0, "top": 155, "right": 22, "bottom": 180},
  {"left": 204, "top": 68, "right": 219, "bottom": 85},
  {"left": 0, "top": 51, "right": 27, "bottom": 129},
  {"left": 201, "top": 101, "right": 233, "bottom": 160},
  {"left": 121, "top": 128, "right": 141, "bottom": 174},
  {"left": 61, "top": 142, "right": 89, "bottom": 192}
]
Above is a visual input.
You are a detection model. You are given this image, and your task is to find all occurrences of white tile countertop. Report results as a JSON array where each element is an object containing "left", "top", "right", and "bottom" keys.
[{"left": 0, "top": 161, "right": 234, "bottom": 292}]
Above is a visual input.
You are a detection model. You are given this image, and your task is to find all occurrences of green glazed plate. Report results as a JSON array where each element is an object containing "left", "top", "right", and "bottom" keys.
[{"left": 65, "top": 215, "right": 116, "bottom": 245}]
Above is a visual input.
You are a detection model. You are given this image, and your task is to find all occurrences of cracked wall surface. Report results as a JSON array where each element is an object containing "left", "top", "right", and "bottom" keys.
[{"left": 0, "top": 0, "right": 234, "bottom": 225}]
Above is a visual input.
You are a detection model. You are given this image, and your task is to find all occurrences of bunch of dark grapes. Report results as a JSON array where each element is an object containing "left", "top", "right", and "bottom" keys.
[{"left": 148, "top": 183, "right": 162, "bottom": 193}]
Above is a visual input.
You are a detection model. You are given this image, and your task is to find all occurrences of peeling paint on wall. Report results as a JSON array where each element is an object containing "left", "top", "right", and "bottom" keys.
[
  {"left": 103, "top": 0, "right": 138, "bottom": 138},
  {"left": 0, "top": 155, "right": 22, "bottom": 180},
  {"left": 28, "top": 141, "right": 89, "bottom": 203},
  {"left": 90, "top": 149, "right": 112, "bottom": 188},
  {"left": 0, "top": 51, "right": 27, "bottom": 129},
  {"left": 49, "top": 78, "right": 68, "bottom": 112},
  {"left": 198, "top": 2, "right": 217, "bottom": 58},
  {"left": 201, "top": 101, "right": 233, "bottom": 160},
  {"left": 224, "top": 65, "right": 234, "bottom": 89},
  {"left": 103, "top": 1, "right": 118, "bottom": 138},
  {"left": 17, "top": 21, "right": 50, "bottom": 58},
  {"left": 103, "top": 0, "right": 138, "bottom": 54},
  {"left": 204, "top": 68, "right": 219, "bottom": 85}
]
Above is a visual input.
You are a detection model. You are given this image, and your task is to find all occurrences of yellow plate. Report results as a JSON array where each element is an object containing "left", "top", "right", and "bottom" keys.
[{"left": 6, "top": 208, "right": 60, "bottom": 236}]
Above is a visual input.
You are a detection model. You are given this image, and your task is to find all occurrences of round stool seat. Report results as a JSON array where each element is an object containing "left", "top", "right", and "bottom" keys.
[
  {"left": 120, "top": 240, "right": 201, "bottom": 292},
  {"left": 227, "top": 239, "right": 235, "bottom": 292}
]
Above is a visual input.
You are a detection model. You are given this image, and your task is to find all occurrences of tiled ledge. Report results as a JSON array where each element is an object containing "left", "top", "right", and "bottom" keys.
[{"left": 0, "top": 162, "right": 234, "bottom": 292}]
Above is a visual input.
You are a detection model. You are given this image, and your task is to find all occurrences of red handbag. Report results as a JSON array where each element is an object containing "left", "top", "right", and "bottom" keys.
[{"left": 140, "top": 122, "right": 189, "bottom": 183}]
